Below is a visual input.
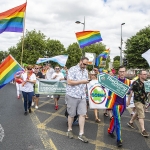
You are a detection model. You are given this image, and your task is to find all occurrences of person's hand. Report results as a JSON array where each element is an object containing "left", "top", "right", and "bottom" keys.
[
  {"left": 81, "top": 80, "right": 90, "bottom": 84},
  {"left": 126, "top": 101, "right": 130, "bottom": 107}
]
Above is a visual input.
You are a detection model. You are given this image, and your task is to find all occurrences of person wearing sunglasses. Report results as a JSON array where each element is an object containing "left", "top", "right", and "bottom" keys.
[
  {"left": 51, "top": 66, "right": 64, "bottom": 110},
  {"left": 20, "top": 65, "right": 36, "bottom": 116},
  {"left": 32, "top": 65, "right": 44, "bottom": 109},
  {"left": 66, "top": 57, "right": 90, "bottom": 143}
]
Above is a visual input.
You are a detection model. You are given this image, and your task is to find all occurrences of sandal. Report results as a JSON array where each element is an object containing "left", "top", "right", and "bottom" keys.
[
  {"left": 110, "top": 116, "right": 113, "bottom": 121},
  {"left": 95, "top": 118, "right": 101, "bottom": 123},
  {"left": 85, "top": 115, "right": 89, "bottom": 119},
  {"left": 104, "top": 113, "right": 109, "bottom": 117}
]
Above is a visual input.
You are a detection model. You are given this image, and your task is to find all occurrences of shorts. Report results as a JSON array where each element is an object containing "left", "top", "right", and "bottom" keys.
[
  {"left": 33, "top": 94, "right": 40, "bottom": 97},
  {"left": 53, "top": 95, "right": 60, "bottom": 99},
  {"left": 66, "top": 94, "right": 87, "bottom": 117},
  {"left": 134, "top": 102, "right": 145, "bottom": 119}
]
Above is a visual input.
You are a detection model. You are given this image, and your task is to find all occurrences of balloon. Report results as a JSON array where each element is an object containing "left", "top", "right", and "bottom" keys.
[{"left": 15, "top": 78, "right": 23, "bottom": 84}]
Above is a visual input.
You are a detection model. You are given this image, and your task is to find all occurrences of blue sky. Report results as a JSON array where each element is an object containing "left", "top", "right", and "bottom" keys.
[{"left": 0, "top": 0, "right": 150, "bottom": 61}]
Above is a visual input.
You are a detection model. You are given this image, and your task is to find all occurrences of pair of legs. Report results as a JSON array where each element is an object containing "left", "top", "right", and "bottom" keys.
[
  {"left": 22, "top": 91, "right": 34, "bottom": 113},
  {"left": 129, "top": 102, "right": 146, "bottom": 132},
  {"left": 54, "top": 95, "right": 60, "bottom": 110},
  {"left": 32, "top": 94, "right": 40, "bottom": 109},
  {"left": 108, "top": 105, "right": 125, "bottom": 142},
  {"left": 104, "top": 109, "right": 113, "bottom": 119},
  {"left": 16, "top": 83, "right": 21, "bottom": 98},
  {"left": 66, "top": 95, "right": 86, "bottom": 135},
  {"left": 94, "top": 109, "right": 101, "bottom": 123}
]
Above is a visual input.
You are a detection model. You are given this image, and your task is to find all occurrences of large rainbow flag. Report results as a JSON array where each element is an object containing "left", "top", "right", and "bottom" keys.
[
  {"left": 95, "top": 49, "right": 110, "bottom": 67},
  {"left": 0, "top": 55, "right": 24, "bottom": 89},
  {"left": 0, "top": 3, "right": 27, "bottom": 34},
  {"left": 75, "top": 31, "right": 102, "bottom": 48}
]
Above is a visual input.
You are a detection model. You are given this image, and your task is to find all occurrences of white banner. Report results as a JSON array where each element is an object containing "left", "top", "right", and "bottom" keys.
[{"left": 87, "top": 80, "right": 134, "bottom": 109}]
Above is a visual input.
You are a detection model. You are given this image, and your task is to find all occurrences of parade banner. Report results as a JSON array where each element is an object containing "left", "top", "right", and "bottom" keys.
[
  {"left": 144, "top": 81, "right": 150, "bottom": 92},
  {"left": 35, "top": 79, "right": 66, "bottom": 95},
  {"left": 87, "top": 80, "right": 108, "bottom": 109},
  {"left": 98, "top": 73, "right": 130, "bottom": 98}
]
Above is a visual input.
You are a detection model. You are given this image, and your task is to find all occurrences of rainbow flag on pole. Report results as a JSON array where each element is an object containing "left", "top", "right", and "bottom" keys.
[
  {"left": 75, "top": 31, "right": 102, "bottom": 48},
  {"left": 0, "top": 55, "right": 24, "bottom": 89},
  {"left": 0, "top": 3, "right": 27, "bottom": 34}
]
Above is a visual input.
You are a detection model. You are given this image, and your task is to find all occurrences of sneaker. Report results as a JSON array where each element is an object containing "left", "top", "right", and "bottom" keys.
[
  {"left": 31, "top": 102, "right": 35, "bottom": 106},
  {"left": 78, "top": 134, "right": 88, "bottom": 143},
  {"left": 47, "top": 95, "right": 49, "bottom": 98},
  {"left": 127, "top": 122, "right": 135, "bottom": 129},
  {"left": 108, "top": 133, "right": 116, "bottom": 139},
  {"left": 35, "top": 105, "right": 38, "bottom": 109},
  {"left": 29, "top": 108, "right": 32, "bottom": 113},
  {"left": 24, "top": 112, "right": 28, "bottom": 116},
  {"left": 51, "top": 95, "right": 53, "bottom": 99},
  {"left": 141, "top": 130, "right": 149, "bottom": 137},
  {"left": 117, "top": 140, "right": 122, "bottom": 147},
  {"left": 67, "top": 130, "right": 74, "bottom": 139},
  {"left": 55, "top": 105, "right": 58, "bottom": 110}
]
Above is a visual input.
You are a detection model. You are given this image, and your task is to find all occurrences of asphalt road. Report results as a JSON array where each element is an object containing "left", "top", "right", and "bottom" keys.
[{"left": 0, "top": 84, "right": 150, "bottom": 150}]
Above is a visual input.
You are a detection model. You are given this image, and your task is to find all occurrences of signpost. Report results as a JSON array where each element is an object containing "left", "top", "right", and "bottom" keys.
[
  {"left": 144, "top": 81, "right": 150, "bottom": 92},
  {"left": 98, "top": 73, "right": 130, "bottom": 98}
]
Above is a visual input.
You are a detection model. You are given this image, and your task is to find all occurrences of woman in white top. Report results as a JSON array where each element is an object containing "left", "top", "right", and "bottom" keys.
[
  {"left": 21, "top": 65, "right": 36, "bottom": 115},
  {"left": 51, "top": 66, "right": 64, "bottom": 110}
]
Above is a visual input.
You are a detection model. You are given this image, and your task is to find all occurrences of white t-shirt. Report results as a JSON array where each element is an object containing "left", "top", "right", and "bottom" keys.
[
  {"left": 20, "top": 73, "right": 36, "bottom": 92},
  {"left": 51, "top": 72, "right": 64, "bottom": 81},
  {"left": 45, "top": 68, "right": 54, "bottom": 80}
]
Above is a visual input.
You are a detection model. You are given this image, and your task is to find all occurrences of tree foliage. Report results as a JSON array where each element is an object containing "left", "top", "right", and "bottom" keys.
[
  {"left": 0, "top": 51, "right": 9, "bottom": 63},
  {"left": 124, "top": 26, "right": 150, "bottom": 69},
  {"left": 113, "top": 56, "right": 120, "bottom": 61}
]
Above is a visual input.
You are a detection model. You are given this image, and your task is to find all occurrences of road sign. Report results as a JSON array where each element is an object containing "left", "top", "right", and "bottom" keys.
[
  {"left": 98, "top": 73, "right": 130, "bottom": 98},
  {"left": 144, "top": 81, "right": 150, "bottom": 92}
]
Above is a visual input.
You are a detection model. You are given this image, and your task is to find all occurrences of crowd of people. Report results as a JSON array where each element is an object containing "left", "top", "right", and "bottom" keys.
[{"left": 14, "top": 57, "right": 150, "bottom": 148}]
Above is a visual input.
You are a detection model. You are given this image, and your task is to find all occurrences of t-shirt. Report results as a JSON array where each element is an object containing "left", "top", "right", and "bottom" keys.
[
  {"left": 115, "top": 78, "right": 125, "bottom": 105},
  {"left": 45, "top": 68, "right": 54, "bottom": 80},
  {"left": 51, "top": 72, "right": 64, "bottom": 81},
  {"left": 20, "top": 73, "right": 36, "bottom": 92},
  {"left": 35, "top": 71, "right": 44, "bottom": 78}
]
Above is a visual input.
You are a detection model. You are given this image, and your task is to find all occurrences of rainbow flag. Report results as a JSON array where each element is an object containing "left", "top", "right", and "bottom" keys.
[
  {"left": 0, "top": 3, "right": 27, "bottom": 34},
  {"left": 0, "top": 55, "right": 24, "bottom": 89},
  {"left": 95, "top": 49, "right": 110, "bottom": 67},
  {"left": 75, "top": 31, "right": 102, "bottom": 48}
]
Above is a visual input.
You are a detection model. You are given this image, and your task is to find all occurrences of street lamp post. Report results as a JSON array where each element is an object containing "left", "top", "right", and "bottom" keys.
[
  {"left": 75, "top": 16, "right": 85, "bottom": 31},
  {"left": 120, "top": 23, "right": 125, "bottom": 65},
  {"left": 75, "top": 17, "right": 85, "bottom": 57}
]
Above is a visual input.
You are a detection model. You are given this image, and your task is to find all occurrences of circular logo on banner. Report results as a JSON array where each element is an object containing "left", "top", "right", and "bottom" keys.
[{"left": 90, "top": 86, "right": 106, "bottom": 104}]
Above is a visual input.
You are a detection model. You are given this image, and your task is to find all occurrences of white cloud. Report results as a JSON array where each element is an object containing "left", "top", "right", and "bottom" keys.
[{"left": 0, "top": 0, "right": 150, "bottom": 61}]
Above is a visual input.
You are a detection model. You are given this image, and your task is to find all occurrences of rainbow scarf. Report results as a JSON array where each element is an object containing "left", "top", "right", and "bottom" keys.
[
  {"left": 105, "top": 78, "right": 131, "bottom": 109},
  {"left": 0, "top": 3, "right": 27, "bottom": 34},
  {"left": 75, "top": 31, "right": 102, "bottom": 48},
  {"left": 0, "top": 55, "right": 24, "bottom": 89}
]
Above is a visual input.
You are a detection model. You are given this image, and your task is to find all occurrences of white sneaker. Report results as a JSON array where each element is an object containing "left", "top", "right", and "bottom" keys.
[
  {"left": 35, "top": 105, "right": 38, "bottom": 109},
  {"left": 51, "top": 95, "right": 53, "bottom": 99},
  {"left": 31, "top": 102, "right": 35, "bottom": 106},
  {"left": 47, "top": 95, "right": 50, "bottom": 98}
]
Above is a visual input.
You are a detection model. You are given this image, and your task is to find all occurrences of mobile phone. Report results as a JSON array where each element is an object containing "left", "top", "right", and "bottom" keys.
[{"left": 88, "top": 79, "right": 91, "bottom": 81}]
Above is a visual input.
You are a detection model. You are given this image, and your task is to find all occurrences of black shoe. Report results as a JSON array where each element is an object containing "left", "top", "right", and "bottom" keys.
[
  {"left": 109, "top": 133, "right": 116, "bottom": 139},
  {"left": 117, "top": 140, "right": 122, "bottom": 147},
  {"left": 29, "top": 108, "right": 32, "bottom": 113},
  {"left": 24, "top": 112, "right": 28, "bottom": 116}
]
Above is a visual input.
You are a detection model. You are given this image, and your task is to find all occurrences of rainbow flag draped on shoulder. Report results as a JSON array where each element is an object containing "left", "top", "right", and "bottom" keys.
[
  {"left": 0, "top": 2, "right": 27, "bottom": 34},
  {"left": 75, "top": 31, "right": 102, "bottom": 48},
  {"left": 0, "top": 55, "right": 24, "bottom": 89}
]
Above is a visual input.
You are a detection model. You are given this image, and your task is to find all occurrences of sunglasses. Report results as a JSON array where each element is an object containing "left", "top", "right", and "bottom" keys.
[
  {"left": 28, "top": 68, "right": 32, "bottom": 70},
  {"left": 82, "top": 62, "right": 88, "bottom": 66},
  {"left": 55, "top": 68, "right": 60, "bottom": 70},
  {"left": 34, "top": 68, "right": 39, "bottom": 69}
]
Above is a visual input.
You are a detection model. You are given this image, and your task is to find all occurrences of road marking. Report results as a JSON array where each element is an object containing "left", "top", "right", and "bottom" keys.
[{"left": 29, "top": 112, "right": 57, "bottom": 150}]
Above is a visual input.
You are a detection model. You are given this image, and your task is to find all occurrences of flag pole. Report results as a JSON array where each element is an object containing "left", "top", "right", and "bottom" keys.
[{"left": 20, "top": 0, "right": 27, "bottom": 66}]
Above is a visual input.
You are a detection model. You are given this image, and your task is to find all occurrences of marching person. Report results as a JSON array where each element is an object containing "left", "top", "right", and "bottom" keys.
[
  {"left": 32, "top": 65, "right": 44, "bottom": 109},
  {"left": 127, "top": 70, "right": 149, "bottom": 137},
  {"left": 106, "top": 66, "right": 131, "bottom": 147},
  {"left": 21, "top": 65, "right": 36, "bottom": 116},
  {"left": 66, "top": 57, "right": 90, "bottom": 143},
  {"left": 51, "top": 65, "right": 64, "bottom": 110}
]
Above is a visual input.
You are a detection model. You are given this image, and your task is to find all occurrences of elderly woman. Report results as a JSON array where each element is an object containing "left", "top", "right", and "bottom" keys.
[{"left": 21, "top": 65, "right": 36, "bottom": 116}]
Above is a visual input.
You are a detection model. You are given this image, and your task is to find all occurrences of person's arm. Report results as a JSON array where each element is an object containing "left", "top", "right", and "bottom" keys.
[
  {"left": 67, "top": 79, "right": 89, "bottom": 85},
  {"left": 126, "top": 90, "right": 133, "bottom": 107}
]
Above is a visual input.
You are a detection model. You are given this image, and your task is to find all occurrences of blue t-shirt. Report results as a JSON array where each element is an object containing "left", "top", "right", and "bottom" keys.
[{"left": 115, "top": 78, "right": 125, "bottom": 105}]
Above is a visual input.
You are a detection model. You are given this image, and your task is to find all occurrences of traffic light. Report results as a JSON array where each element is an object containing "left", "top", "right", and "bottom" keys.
[{"left": 123, "top": 58, "right": 128, "bottom": 66}]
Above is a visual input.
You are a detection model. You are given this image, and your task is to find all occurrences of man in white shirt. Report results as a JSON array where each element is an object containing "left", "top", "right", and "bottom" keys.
[
  {"left": 51, "top": 66, "right": 64, "bottom": 110},
  {"left": 45, "top": 64, "right": 54, "bottom": 98}
]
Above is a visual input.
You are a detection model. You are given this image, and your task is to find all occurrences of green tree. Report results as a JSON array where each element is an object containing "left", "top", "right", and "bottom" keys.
[
  {"left": 0, "top": 51, "right": 9, "bottom": 62},
  {"left": 113, "top": 60, "right": 120, "bottom": 72},
  {"left": 113, "top": 56, "right": 120, "bottom": 61},
  {"left": 124, "top": 26, "right": 150, "bottom": 69}
]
